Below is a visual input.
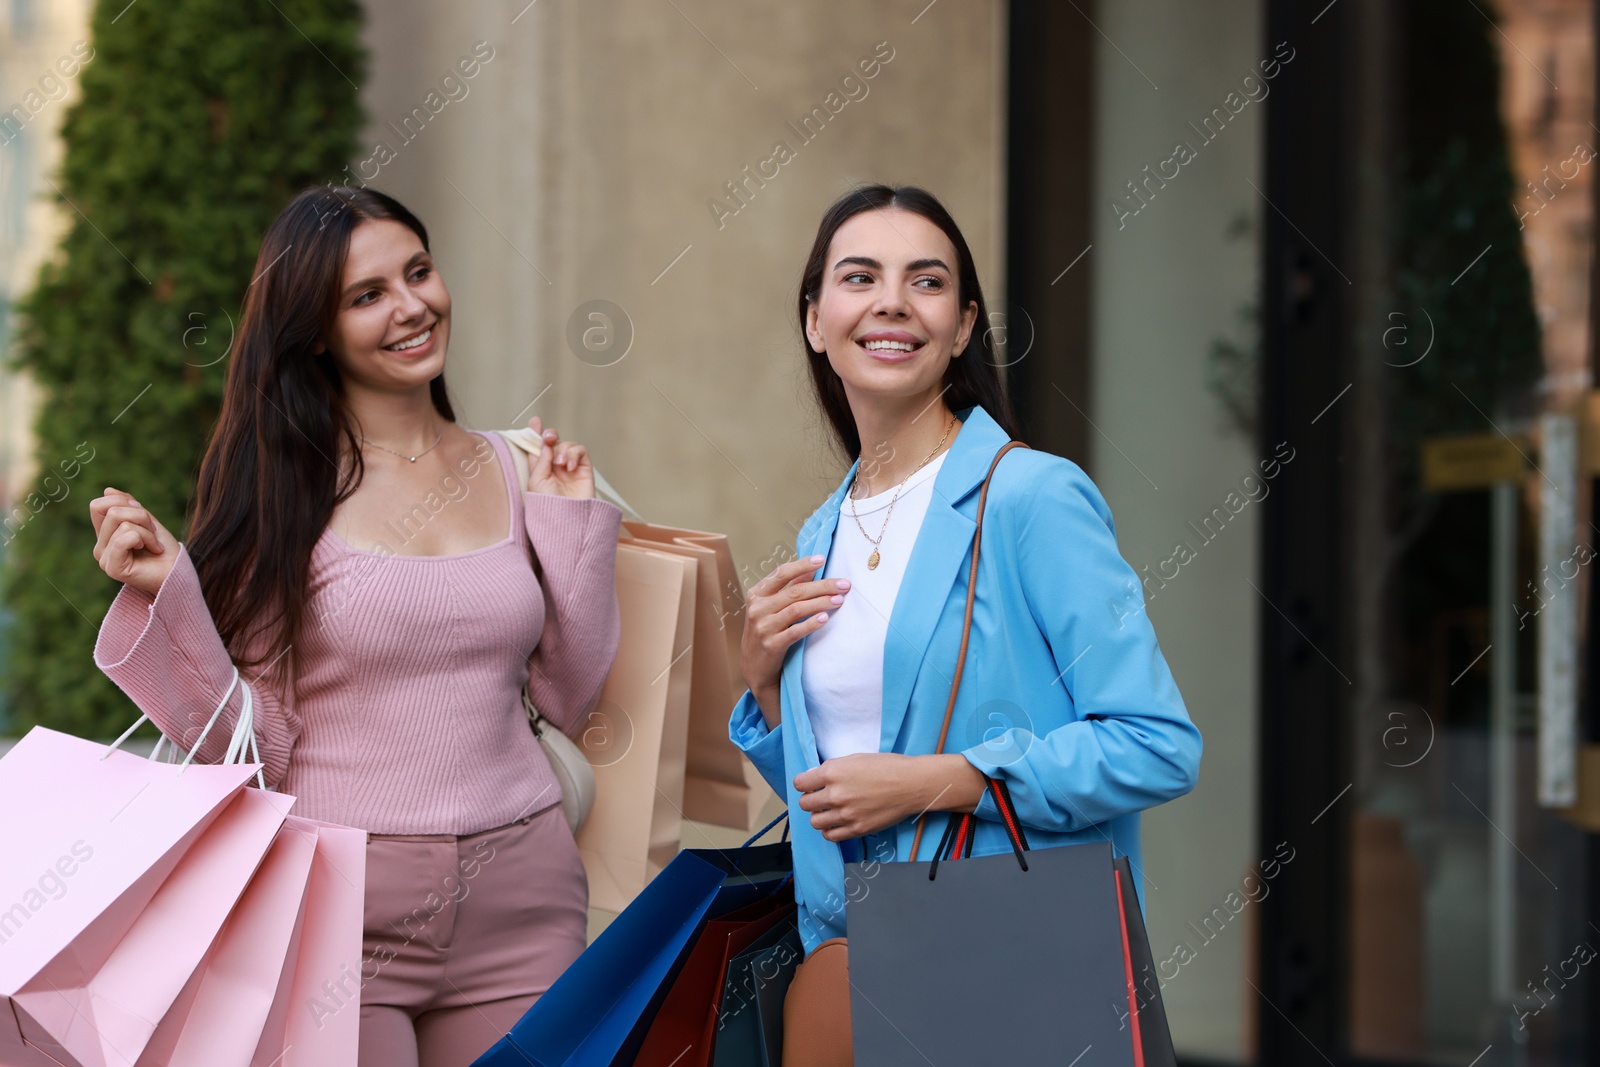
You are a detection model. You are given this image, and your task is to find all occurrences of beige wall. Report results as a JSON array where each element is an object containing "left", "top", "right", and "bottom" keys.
[
  {"left": 357, "top": 0, "right": 1006, "bottom": 578},
  {"left": 357, "top": 0, "right": 1005, "bottom": 929},
  {"left": 0, "top": 0, "right": 93, "bottom": 512}
]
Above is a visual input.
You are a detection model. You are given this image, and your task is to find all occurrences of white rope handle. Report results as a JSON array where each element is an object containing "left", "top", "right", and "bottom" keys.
[
  {"left": 104, "top": 666, "right": 236, "bottom": 762},
  {"left": 148, "top": 733, "right": 177, "bottom": 764},
  {"left": 103, "top": 666, "right": 267, "bottom": 789},
  {"left": 175, "top": 667, "right": 239, "bottom": 772},
  {"left": 221, "top": 679, "right": 267, "bottom": 789},
  {"left": 497, "top": 427, "right": 642, "bottom": 519}
]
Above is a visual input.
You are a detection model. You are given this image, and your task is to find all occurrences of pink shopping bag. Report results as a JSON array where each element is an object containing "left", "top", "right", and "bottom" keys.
[
  {"left": 135, "top": 815, "right": 319, "bottom": 1067},
  {"left": 250, "top": 818, "right": 366, "bottom": 1067},
  {"left": 250, "top": 872, "right": 314, "bottom": 1067},
  {"left": 15, "top": 785, "right": 291, "bottom": 1067},
  {"left": 0, "top": 727, "right": 260, "bottom": 1066}
]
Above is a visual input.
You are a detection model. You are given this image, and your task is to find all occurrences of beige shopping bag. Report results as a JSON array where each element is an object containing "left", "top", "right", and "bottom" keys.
[
  {"left": 574, "top": 537, "right": 697, "bottom": 913},
  {"left": 621, "top": 521, "right": 771, "bottom": 830}
]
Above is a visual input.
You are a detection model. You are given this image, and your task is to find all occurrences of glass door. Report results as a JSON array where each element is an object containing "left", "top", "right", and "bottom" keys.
[{"left": 1261, "top": 0, "right": 1598, "bottom": 1064}]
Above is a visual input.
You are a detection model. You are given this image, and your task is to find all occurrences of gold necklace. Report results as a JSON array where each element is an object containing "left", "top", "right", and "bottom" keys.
[
  {"left": 362, "top": 425, "right": 444, "bottom": 463},
  {"left": 848, "top": 414, "right": 956, "bottom": 570}
]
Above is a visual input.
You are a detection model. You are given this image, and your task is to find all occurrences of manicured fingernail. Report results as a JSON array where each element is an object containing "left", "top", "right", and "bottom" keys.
[
  {"left": 836, "top": 579, "right": 850, "bottom": 590},
  {"left": 830, "top": 595, "right": 844, "bottom": 604},
  {"left": 816, "top": 611, "right": 829, "bottom": 622},
  {"left": 811, "top": 555, "right": 824, "bottom": 564}
]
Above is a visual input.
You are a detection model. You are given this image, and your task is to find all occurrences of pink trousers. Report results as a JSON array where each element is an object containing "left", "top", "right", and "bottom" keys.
[{"left": 356, "top": 804, "right": 588, "bottom": 1067}]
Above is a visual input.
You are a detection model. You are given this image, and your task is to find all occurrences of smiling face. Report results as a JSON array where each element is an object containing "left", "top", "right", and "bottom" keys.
[
  {"left": 805, "top": 207, "right": 978, "bottom": 407},
  {"left": 318, "top": 218, "right": 451, "bottom": 393}
]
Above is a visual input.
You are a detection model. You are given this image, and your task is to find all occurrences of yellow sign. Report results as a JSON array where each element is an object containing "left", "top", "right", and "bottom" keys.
[
  {"left": 1556, "top": 744, "right": 1600, "bottom": 833},
  {"left": 1580, "top": 392, "right": 1600, "bottom": 476},
  {"left": 1421, "top": 433, "right": 1527, "bottom": 490}
]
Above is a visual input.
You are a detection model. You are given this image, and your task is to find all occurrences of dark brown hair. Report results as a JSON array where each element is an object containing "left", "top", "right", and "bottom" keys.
[
  {"left": 797, "top": 184, "right": 1022, "bottom": 461},
  {"left": 186, "top": 186, "right": 454, "bottom": 681}
]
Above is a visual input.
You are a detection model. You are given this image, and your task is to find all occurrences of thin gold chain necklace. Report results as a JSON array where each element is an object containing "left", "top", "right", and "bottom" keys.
[
  {"left": 848, "top": 414, "right": 955, "bottom": 570},
  {"left": 362, "top": 425, "right": 444, "bottom": 463}
]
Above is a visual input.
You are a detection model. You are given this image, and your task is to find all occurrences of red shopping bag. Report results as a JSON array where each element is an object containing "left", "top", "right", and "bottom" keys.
[
  {"left": 0, "top": 727, "right": 262, "bottom": 1066},
  {"left": 633, "top": 885, "right": 794, "bottom": 1066}
]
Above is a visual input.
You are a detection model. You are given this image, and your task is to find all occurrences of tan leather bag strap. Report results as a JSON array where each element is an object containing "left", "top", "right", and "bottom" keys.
[{"left": 907, "top": 440, "right": 1031, "bottom": 860}]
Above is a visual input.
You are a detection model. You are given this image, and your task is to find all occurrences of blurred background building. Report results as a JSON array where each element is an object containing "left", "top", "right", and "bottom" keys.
[
  {"left": 3, "top": 0, "right": 1599, "bottom": 1063},
  {"left": 0, "top": 0, "right": 88, "bottom": 693}
]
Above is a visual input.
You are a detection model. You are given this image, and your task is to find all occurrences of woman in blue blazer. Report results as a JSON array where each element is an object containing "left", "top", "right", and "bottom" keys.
[{"left": 728, "top": 185, "right": 1201, "bottom": 1056}]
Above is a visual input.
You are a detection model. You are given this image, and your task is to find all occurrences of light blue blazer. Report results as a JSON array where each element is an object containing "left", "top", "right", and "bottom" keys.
[{"left": 729, "top": 403, "right": 1202, "bottom": 955}]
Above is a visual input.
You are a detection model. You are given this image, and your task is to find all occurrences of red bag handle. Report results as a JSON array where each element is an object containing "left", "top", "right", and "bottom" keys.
[{"left": 927, "top": 778, "right": 1030, "bottom": 881}]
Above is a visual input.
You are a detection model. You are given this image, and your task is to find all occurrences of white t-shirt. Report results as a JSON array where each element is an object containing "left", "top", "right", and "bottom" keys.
[{"left": 801, "top": 450, "right": 949, "bottom": 762}]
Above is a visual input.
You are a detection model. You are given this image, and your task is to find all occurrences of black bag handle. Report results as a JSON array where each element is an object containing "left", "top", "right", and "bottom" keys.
[{"left": 927, "top": 777, "right": 1030, "bottom": 882}]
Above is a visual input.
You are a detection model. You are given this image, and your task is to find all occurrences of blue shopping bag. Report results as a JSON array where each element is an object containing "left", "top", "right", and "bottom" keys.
[{"left": 473, "top": 817, "right": 792, "bottom": 1067}]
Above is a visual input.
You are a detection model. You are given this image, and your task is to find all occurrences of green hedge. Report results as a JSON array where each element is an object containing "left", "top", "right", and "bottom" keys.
[{"left": 2, "top": 0, "right": 364, "bottom": 738}]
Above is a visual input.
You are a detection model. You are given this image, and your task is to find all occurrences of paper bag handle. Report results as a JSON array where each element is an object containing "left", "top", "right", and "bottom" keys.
[
  {"left": 105, "top": 666, "right": 267, "bottom": 789},
  {"left": 497, "top": 427, "right": 641, "bottom": 519}
]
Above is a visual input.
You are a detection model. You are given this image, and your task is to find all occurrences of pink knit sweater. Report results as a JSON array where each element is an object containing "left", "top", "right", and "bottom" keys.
[{"left": 94, "top": 431, "right": 622, "bottom": 835}]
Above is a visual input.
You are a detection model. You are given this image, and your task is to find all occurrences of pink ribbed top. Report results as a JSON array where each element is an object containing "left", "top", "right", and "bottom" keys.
[{"left": 94, "top": 431, "right": 623, "bottom": 835}]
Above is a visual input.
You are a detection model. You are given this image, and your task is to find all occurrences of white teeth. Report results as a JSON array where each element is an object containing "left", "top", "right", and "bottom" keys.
[
  {"left": 388, "top": 328, "right": 432, "bottom": 352},
  {"left": 863, "top": 340, "right": 917, "bottom": 352}
]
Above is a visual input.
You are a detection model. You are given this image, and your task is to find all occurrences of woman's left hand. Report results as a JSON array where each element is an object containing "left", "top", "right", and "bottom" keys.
[
  {"left": 794, "top": 753, "right": 988, "bottom": 842},
  {"left": 525, "top": 415, "right": 595, "bottom": 499}
]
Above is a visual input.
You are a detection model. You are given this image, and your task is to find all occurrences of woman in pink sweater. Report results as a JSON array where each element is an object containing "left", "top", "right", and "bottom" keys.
[{"left": 86, "top": 186, "right": 621, "bottom": 1066}]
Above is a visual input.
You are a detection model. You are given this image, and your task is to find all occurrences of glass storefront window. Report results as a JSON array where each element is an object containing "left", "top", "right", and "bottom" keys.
[{"left": 1343, "top": 0, "right": 1594, "bottom": 1061}]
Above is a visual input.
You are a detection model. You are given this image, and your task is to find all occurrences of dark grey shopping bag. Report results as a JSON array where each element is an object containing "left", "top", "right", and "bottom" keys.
[
  {"left": 1115, "top": 855, "right": 1176, "bottom": 1066},
  {"left": 846, "top": 783, "right": 1175, "bottom": 1067}
]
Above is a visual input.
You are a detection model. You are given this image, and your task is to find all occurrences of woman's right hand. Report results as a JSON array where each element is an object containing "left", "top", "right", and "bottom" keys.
[
  {"left": 90, "top": 488, "right": 180, "bottom": 597},
  {"left": 740, "top": 555, "right": 850, "bottom": 727}
]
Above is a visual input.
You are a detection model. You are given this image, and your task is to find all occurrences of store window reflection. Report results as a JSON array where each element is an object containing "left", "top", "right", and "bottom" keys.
[{"left": 1344, "top": 0, "right": 1594, "bottom": 1062}]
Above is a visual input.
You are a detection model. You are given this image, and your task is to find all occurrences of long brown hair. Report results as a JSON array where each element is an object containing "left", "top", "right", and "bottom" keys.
[
  {"left": 187, "top": 186, "right": 454, "bottom": 681},
  {"left": 797, "top": 185, "right": 1022, "bottom": 461}
]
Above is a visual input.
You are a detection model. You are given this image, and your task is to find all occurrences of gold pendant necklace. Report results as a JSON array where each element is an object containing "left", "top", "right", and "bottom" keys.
[
  {"left": 849, "top": 415, "right": 956, "bottom": 570},
  {"left": 362, "top": 425, "right": 444, "bottom": 463}
]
